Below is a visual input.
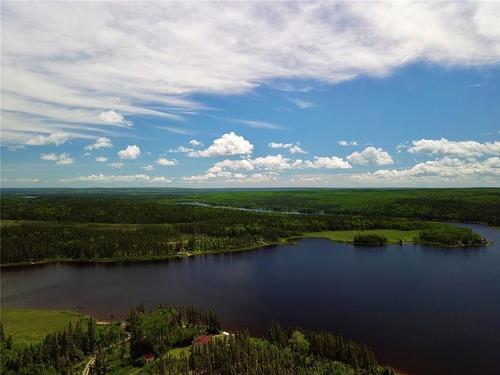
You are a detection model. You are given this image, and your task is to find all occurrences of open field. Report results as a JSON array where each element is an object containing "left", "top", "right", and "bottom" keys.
[
  {"left": 1, "top": 309, "right": 84, "bottom": 346},
  {"left": 301, "top": 229, "right": 421, "bottom": 243}
]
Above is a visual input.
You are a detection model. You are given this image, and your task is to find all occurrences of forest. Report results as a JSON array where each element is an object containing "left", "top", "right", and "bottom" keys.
[
  {"left": 0, "top": 189, "right": 491, "bottom": 265},
  {"left": 0, "top": 305, "right": 396, "bottom": 375}
]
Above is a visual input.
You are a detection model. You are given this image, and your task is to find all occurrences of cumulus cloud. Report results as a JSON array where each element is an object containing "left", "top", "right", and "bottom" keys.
[
  {"left": 156, "top": 158, "right": 177, "bottom": 166},
  {"left": 5, "top": 2, "right": 497, "bottom": 142},
  {"left": 188, "top": 132, "right": 253, "bottom": 157},
  {"left": 95, "top": 156, "right": 108, "bottom": 162},
  {"left": 351, "top": 157, "right": 500, "bottom": 182},
  {"left": 99, "top": 110, "right": 129, "bottom": 125},
  {"left": 117, "top": 145, "right": 141, "bottom": 160},
  {"left": 189, "top": 139, "right": 202, "bottom": 147},
  {"left": 26, "top": 132, "right": 71, "bottom": 146},
  {"left": 182, "top": 171, "right": 277, "bottom": 184},
  {"left": 85, "top": 137, "right": 113, "bottom": 151},
  {"left": 60, "top": 174, "right": 172, "bottom": 183},
  {"left": 269, "top": 142, "right": 307, "bottom": 154},
  {"left": 183, "top": 153, "right": 351, "bottom": 184},
  {"left": 142, "top": 164, "right": 154, "bottom": 171},
  {"left": 40, "top": 152, "right": 74, "bottom": 165},
  {"left": 408, "top": 138, "right": 500, "bottom": 157},
  {"left": 338, "top": 140, "right": 358, "bottom": 147},
  {"left": 347, "top": 147, "right": 394, "bottom": 165},
  {"left": 108, "top": 162, "right": 124, "bottom": 168},
  {"left": 299, "top": 156, "right": 352, "bottom": 169}
]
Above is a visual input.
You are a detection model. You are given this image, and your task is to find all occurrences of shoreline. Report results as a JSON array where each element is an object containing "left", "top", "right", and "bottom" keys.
[{"left": 1, "top": 232, "right": 489, "bottom": 268}]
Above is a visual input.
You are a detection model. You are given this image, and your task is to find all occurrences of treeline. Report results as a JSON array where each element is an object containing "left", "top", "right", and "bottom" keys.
[
  {"left": 0, "top": 318, "right": 124, "bottom": 375},
  {"left": 181, "top": 188, "right": 500, "bottom": 225},
  {"left": 417, "top": 226, "right": 487, "bottom": 247},
  {"left": 0, "top": 195, "right": 488, "bottom": 264},
  {"left": 121, "top": 305, "right": 395, "bottom": 375},
  {"left": 141, "top": 318, "right": 395, "bottom": 375},
  {"left": 1, "top": 305, "right": 396, "bottom": 375}
]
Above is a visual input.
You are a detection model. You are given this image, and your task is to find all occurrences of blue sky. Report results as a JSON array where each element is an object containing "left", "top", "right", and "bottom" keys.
[{"left": 1, "top": 2, "right": 499, "bottom": 187}]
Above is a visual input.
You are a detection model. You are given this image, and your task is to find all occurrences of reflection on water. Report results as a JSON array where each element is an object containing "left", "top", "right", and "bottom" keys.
[{"left": 2, "top": 224, "right": 499, "bottom": 375}]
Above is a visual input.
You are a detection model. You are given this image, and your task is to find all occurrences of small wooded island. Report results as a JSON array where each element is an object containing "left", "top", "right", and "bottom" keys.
[
  {"left": 0, "top": 188, "right": 493, "bottom": 266},
  {"left": 0, "top": 305, "right": 396, "bottom": 375}
]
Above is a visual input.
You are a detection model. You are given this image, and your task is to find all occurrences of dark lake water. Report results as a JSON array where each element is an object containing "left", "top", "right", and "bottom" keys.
[{"left": 2, "top": 223, "right": 500, "bottom": 375}]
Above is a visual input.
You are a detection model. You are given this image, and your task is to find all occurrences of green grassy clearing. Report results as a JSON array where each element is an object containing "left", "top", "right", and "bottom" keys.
[
  {"left": 1, "top": 308, "right": 84, "bottom": 346},
  {"left": 168, "top": 346, "right": 191, "bottom": 358},
  {"left": 301, "top": 229, "right": 421, "bottom": 243}
]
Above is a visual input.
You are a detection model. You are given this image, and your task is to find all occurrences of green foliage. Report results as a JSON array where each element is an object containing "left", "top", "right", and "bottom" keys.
[
  {"left": 127, "top": 305, "right": 221, "bottom": 360},
  {"left": 179, "top": 188, "right": 500, "bottom": 225},
  {"left": 353, "top": 234, "right": 388, "bottom": 246},
  {"left": 417, "top": 226, "right": 487, "bottom": 247},
  {"left": 0, "top": 189, "right": 491, "bottom": 264},
  {"left": 1, "top": 317, "right": 124, "bottom": 375},
  {"left": 0, "top": 305, "right": 396, "bottom": 375}
]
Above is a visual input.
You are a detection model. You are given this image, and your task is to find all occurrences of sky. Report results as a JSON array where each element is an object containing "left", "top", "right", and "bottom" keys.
[{"left": 1, "top": 1, "right": 499, "bottom": 188}]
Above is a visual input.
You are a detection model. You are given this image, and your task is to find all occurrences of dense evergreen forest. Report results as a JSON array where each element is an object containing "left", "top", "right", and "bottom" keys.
[
  {"left": 0, "top": 305, "right": 396, "bottom": 375},
  {"left": 0, "top": 189, "right": 490, "bottom": 264},
  {"left": 178, "top": 188, "right": 500, "bottom": 225}
]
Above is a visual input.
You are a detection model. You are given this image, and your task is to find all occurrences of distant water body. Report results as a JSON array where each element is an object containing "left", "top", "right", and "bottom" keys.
[{"left": 2, "top": 223, "right": 499, "bottom": 375}]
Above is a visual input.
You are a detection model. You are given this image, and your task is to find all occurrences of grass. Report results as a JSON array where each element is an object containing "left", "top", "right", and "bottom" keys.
[
  {"left": 168, "top": 345, "right": 191, "bottom": 358},
  {"left": 1, "top": 308, "right": 85, "bottom": 346},
  {"left": 301, "top": 229, "right": 421, "bottom": 244}
]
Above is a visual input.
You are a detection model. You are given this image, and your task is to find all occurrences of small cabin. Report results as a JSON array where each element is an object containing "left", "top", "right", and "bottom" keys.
[{"left": 144, "top": 353, "right": 154, "bottom": 363}]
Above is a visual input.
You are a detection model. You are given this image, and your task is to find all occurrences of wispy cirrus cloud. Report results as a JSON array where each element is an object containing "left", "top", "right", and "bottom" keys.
[{"left": 4, "top": 2, "right": 499, "bottom": 144}]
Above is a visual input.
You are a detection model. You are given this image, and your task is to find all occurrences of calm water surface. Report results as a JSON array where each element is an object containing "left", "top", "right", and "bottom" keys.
[{"left": 2, "top": 223, "right": 500, "bottom": 375}]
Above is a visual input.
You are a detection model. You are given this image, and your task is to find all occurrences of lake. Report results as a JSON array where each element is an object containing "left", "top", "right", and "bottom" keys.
[{"left": 2, "top": 223, "right": 499, "bottom": 374}]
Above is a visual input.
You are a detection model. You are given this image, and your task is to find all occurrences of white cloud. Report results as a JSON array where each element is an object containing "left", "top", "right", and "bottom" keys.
[
  {"left": 347, "top": 147, "right": 394, "bottom": 165},
  {"left": 95, "top": 156, "right": 108, "bottom": 162},
  {"left": 304, "top": 156, "right": 352, "bottom": 169},
  {"left": 61, "top": 174, "right": 172, "bottom": 183},
  {"left": 3, "top": 2, "right": 500, "bottom": 143},
  {"left": 40, "top": 152, "right": 74, "bottom": 165},
  {"left": 85, "top": 137, "right": 113, "bottom": 151},
  {"left": 156, "top": 158, "right": 177, "bottom": 166},
  {"left": 99, "top": 110, "right": 129, "bottom": 125},
  {"left": 167, "top": 146, "right": 194, "bottom": 153},
  {"left": 117, "top": 145, "right": 141, "bottom": 160},
  {"left": 142, "top": 164, "right": 154, "bottom": 171},
  {"left": 188, "top": 132, "right": 253, "bottom": 158},
  {"left": 290, "top": 175, "right": 331, "bottom": 183},
  {"left": 351, "top": 157, "right": 500, "bottom": 183},
  {"left": 186, "top": 153, "right": 351, "bottom": 184},
  {"left": 338, "top": 140, "right": 358, "bottom": 147},
  {"left": 290, "top": 99, "right": 314, "bottom": 109},
  {"left": 408, "top": 138, "right": 500, "bottom": 157},
  {"left": 108, "top": 162, "right": 123, "bottom": 168},
  {"left": 269, "top": 142, "right": 307, "bottom": 154},
  {"left": 182, "top": 171, "right": 277, "bottom": 184},
  {"left": 230, "top": 119, "right": 283, "bottom": 130},
  {"left": 40, "top": 153, "right": 58, "bottom": 161},
  {"left": 1, "top": 177, "right": 40, "bottom": 184},
  {"left": 189, "top": 139, "right": 202, "bottom": 147},
  {"left": 26, "top": 132, "right": 71, "bottom": 146}
]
